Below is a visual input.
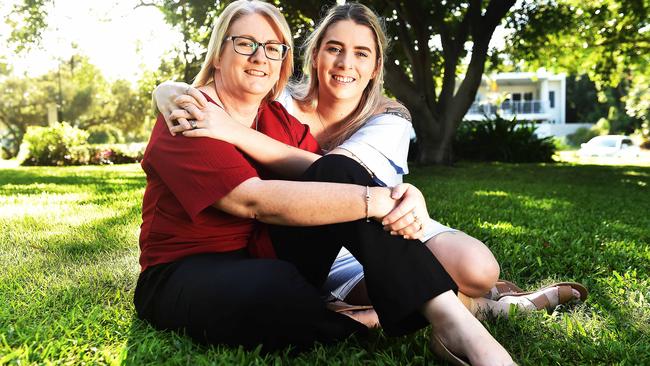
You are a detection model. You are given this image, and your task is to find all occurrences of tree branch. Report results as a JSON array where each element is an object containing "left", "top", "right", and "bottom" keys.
[{"left": 398, "top": 1, "right": 437, "bottom": 106}]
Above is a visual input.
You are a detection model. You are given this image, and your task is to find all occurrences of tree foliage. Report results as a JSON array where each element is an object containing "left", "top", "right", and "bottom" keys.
[
  {"left": 504, "top": 0, "right": 649, "bottom": 135},
  {"left": 135, "top": 0, "right": 226, "bottom": 82},
  {"left": 506, "top": 0, "right": 649, "bottom": 89},
  {"left": 0, "top": 55, "right": 155, "bottom": 158},
  {"left": 5, "top": 0, "right": 51, "bottom": 52}
]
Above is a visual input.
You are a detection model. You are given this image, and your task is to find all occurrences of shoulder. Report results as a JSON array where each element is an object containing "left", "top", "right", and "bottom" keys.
[
  {"left": 259, "top": 101, "right": 318, "bottom": 151},
  {"left": 374, "top": 97, "right": 412, "bottom": 122}
]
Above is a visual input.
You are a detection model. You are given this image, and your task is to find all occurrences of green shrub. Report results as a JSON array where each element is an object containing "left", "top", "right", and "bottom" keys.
[
  {"left": 552, "top": 136, "right": 572, "bottom": 151},
  {"left": 88, "top": 143, "right": 146, "bottom": 165},
  {"left": 453, "top": 114, "right": 555, "bottom": 163},
  {"left": 87, "top": 125, "right": 125, "bottom": 144},
  {"left": 566, "top": 127, "right": 600, "bottom": 146},
  {"left": 595, "top": 117, "right": 611, "bottom": 134},
  {"left": 19, "top": 122, "right": 90, "bottom": 166},
  {"left": 566, "top": 118, "right": 610, "bottom": 147}
]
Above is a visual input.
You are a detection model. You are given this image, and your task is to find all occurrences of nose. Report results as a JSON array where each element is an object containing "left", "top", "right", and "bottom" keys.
[
  {"left": 249, "top": 45, "right": 267, "bottom": 64},
  {"left": 335, "top": 50, "right": 352, "bottom": 69}
]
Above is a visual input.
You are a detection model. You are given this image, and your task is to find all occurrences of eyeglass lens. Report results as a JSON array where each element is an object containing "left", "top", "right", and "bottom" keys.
[{"left": 231, "top": 36, "right": 287, "bottom": 60}]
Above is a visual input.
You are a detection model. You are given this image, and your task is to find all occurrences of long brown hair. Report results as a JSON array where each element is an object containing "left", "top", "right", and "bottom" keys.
[{"left": 289, "top": 3, "right": 389, "bottom": 150}]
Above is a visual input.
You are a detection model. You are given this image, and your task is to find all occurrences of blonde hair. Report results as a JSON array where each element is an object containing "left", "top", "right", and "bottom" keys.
[
  {"left": 193, "top": 0, "right": 293, "bottom": 101},
  {"left": 290, "top": 3, "right": 388, "bottom": 150}
]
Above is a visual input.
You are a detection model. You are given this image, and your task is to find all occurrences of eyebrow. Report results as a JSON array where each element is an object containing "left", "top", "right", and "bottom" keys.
[
  {"left": 236, "top": 34, "right": 282, "bottom": 43},
  {"left": 324, "top": 40, "right": 373, "bottom": 53}
]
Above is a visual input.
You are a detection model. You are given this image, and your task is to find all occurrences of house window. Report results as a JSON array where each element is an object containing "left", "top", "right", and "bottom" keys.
[
  {"left": 549, "top": 91, "right": 555, "bottom": 108},
  {"left": 523, "top": 92, "right": 533, "bottom": 101}
]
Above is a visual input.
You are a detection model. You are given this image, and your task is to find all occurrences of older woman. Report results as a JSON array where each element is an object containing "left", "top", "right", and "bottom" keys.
[{"left": 137, "top": 1, "right": 515, "bottom": 364}]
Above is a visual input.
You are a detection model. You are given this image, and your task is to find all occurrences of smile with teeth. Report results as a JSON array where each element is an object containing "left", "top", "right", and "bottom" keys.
[
  {"left": 332, "top": 75, "right": 355, "bottom": 83},
  {"left": 245, "top": 69, "right": 267, "bottom": 76}
]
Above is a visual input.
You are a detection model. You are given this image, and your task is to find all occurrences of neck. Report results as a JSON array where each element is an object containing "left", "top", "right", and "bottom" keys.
[{"left": 314, "top": 94, "right": 361, "bottom": 128}]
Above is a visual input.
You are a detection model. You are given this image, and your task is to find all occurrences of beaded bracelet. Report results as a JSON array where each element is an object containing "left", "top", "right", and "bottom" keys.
[{"left": 365, "top": 186, "right": 371, "bottom": 222}]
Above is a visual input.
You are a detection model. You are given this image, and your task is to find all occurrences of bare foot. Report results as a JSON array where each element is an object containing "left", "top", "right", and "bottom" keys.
[
  {"left": 425, "top": 291, "right": 514, "bottom": 366},
  {"left": 340, "top": 309, "right": 380, "bottom": 329}
]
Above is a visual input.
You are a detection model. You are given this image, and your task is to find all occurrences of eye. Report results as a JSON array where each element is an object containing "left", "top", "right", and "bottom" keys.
[
  {"left": 355, "top": 51, "right": 369, "bottom": 58},
  {"left": 236, "top": 39, "right": 256, "bottom": 49},
  {"left": 326, "top": 46, "right": 342, "bottom": 54},
  {"left": 266, "top": 44, "right": 282, "bottom": 55}
]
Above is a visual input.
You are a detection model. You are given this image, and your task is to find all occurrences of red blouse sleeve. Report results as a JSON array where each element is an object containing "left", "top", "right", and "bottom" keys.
[
  {"left": 263, "top": 101, "right": 322, "bottom": 154},
  {"left": 146, "top": 114, "right": 258, "bottom": 219}
]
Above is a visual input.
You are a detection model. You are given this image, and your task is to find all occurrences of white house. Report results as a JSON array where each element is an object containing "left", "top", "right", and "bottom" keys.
[{"left": 464, "top": 70, "right": 592, "bottom": 137}]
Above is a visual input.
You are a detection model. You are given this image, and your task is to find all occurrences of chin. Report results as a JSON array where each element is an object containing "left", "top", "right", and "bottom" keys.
[
  {"left": 332, "top": 89, "right": 362, "bottom": 101},
  {"left": 243, "top": 85, "right": 274, "bottom": 96}
]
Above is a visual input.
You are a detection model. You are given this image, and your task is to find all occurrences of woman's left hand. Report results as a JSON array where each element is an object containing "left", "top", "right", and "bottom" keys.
[{"left": 381, "top": 183, "right": 431, "bottom": 240}]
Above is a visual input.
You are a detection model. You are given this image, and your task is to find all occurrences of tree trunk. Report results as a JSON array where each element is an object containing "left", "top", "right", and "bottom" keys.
[{"left": 383, "top": 0, "right": 515, "bottom": 165}]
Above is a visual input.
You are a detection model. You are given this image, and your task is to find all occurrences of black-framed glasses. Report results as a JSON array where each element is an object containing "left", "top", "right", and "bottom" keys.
[{"left": 224, "top": 35, "right": 290, "bottom": 61}]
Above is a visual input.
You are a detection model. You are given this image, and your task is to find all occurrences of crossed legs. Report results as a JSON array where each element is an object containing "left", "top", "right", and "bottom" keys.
[{"left": 273, "top": 154, "right": 514, "bottom": 364}]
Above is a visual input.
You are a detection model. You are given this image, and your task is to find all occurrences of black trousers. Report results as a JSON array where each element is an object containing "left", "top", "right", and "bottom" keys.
[
  {"left": 134, "top": 250, "right": 366, "bottom": 352},
  {"left": 270, "top": 155, "right": 458, "bottom": 336}
]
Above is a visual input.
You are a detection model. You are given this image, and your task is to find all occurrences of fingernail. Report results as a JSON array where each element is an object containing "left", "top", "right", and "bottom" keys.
[
  {"left": 381, "top": 220, "right": 387, "bottom": 225},
  {"left": 390, "top": 231, "right": 396, "bottom": 235}
]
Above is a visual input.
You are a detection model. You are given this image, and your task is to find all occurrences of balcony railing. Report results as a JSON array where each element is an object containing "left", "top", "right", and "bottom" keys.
[{"left": 468, "top": 100, "right": 547, "bottom": 116}]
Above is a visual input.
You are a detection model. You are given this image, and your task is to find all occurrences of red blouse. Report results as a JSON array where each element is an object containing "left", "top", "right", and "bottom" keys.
[{"left": 138, "top": 97, "right": 320, "bottom": 271}]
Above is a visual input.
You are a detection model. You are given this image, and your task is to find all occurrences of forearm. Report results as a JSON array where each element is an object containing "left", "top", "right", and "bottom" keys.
[
  {"left": 229, "top": 126, "right": 320, "bottom": 178},
  {"left": 215, "top": 178, "right": 395, "bottom": 226}
]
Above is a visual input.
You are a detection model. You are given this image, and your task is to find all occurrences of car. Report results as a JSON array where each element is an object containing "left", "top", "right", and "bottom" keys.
[{"left": 577, "top": 135, "right": 641, "bottom": 158}]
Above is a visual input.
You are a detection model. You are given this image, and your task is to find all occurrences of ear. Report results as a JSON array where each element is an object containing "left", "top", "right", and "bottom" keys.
[
  {"left": 371, "top": 57, "right": 381, "bottom": 79},
  {"left": 311, "top": 48, "right": 320, "bottom": 69},
  {"left": 212, "top": 56, "right": 221, "bottom": 71}
]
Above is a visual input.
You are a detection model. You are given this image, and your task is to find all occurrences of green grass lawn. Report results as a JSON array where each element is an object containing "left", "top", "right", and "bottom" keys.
[{"left": 1, "top": 162, "right": 648, "bottom": 365}]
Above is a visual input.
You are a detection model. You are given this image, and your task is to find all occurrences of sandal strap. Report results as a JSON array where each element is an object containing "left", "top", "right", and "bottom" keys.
[
  {"left": 529, "top": 292, "right": 552, "bottom": 310},
  {"left": 557, "top": 285, "right": 574, "bottom": 304}
]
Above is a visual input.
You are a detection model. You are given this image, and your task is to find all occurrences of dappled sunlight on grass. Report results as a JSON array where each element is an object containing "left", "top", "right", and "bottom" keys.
[
  {"left": 0, "top": 192, "right": 92, "bottom": 217},
  {"left": 2, "top": 163, "right": 649, "bottom": 364},
  {"left": 473, "top": 190, "right": 510, "bottom": 197},
  {"left": 517, "top": 195, "right": 572, "bottom": 211},
  {"left": 478, "top": 221, "right": 527, "bottom": 236},
  {"left": 622, "top": 170, "right": 650, "bottom": 178},
  {"left": 555, "top": 150, "right": 650, "bottom": 167}
]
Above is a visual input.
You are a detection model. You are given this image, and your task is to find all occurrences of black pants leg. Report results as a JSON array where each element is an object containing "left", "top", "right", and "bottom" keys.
[
  {"left": 134, "top": 250, "right": 366, "bottom": 352},
  {"left": 270, "top": 155, "right": 458, "bottom": 336}
]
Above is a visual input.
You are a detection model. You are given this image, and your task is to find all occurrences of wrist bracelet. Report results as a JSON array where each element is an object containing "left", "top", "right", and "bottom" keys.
[{"left": 365, "top": 186, "right": 371, "bottom": 222}]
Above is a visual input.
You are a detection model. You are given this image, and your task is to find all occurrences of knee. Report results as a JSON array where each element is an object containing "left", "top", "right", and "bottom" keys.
[
  {"left": 456, "top": 244, "right": 500, "bottom": 297},
  {"left": 302, "top": 154, "right": 372, "bottom": 184}
]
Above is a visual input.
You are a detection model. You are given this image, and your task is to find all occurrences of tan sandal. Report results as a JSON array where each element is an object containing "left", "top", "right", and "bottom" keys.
[
  {"left": 485, "top": 279, "right": 525, "bottom": 300},
  {"left": 497, "top": 282, "right": 588, "bottom": 312}
]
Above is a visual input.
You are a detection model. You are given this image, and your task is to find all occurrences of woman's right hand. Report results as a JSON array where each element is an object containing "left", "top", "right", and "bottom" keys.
[
  {"left": 177, "top": 102, "right": 243, "bottom": 145},
  {"left": 381, "top": 183, "right": 431, "bottom": 240},
  {"left": 153, "top": 81, "right": 208, "bottom": 135}
]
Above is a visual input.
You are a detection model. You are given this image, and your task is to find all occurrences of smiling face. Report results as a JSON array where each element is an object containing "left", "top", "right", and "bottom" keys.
[
  {"left": 214, "top": 12, "right": 285, "bottom": 100},
  {"left": 314, "top": 19, "right": 379, "bottom": 103}
]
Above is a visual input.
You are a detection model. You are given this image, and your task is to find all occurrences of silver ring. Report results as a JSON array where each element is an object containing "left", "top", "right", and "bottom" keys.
[
  {"left": 412, "top": 212, "right": 419, "bottom": 222},
  {"left": 189, "top": 120, "right": 198, "bottom": 129},
  {"left": 185, "top": 86, "right": 191, "bottom": 95}
]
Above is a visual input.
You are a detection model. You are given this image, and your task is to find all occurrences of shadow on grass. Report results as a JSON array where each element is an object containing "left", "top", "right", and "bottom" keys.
[{"left": 122, "top": 314, "right": 434, "bottom": 365}]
